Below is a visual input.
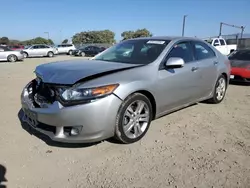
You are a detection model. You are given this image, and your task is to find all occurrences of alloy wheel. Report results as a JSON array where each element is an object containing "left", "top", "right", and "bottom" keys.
[
  {"left": 216, "top": 77, "right": 226, "bottom": 101},
  {"left": 122, "top": 100, "right": 150, "bottom": 139}
]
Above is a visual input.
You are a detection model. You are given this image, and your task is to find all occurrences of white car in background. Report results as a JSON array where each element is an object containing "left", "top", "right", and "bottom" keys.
[
  {"left": 0, "top": 46, "right": 24, "bottom": 62},
  {"left": 56, "top": 44, "right": 76, "bottom": 55},
  {"left": 204, "top": 37, "right": 237, "bottom": 56},
  {"left": 22, "top": 44, "right": 58, "bottom": 58}
]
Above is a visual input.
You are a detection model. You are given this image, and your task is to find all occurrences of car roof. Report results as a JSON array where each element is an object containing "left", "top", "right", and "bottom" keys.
[
  {"left": 125, "top": 36, "right": 204, "bottom": 42},
  {"left": 30, "top": 44, "right": 50, "bottom": 46}
]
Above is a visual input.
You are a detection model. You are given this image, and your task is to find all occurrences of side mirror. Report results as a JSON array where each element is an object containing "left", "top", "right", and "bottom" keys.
[
  {"left": 165, "top": 57, "right": 184, "bottom": 69},
  {"left": 214, "top": 43, "right": 220, "bottom": 46}
]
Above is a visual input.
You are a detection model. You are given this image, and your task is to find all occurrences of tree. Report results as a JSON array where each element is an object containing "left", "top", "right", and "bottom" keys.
[
  {"left": 121, "top": 31, "right": 135, "bottom": 41},
  {"left": 121, "top": 28, "right": 152, "bottom": 41},
  {"left": 22, "top": 37, "right": 54, "bottom": 45},
  {"left": 72, "top": 30, "right": 115, "bottom": 44},
  {"left": 0, "top": 37, "right": 10, "bottom": 45},
  {"left": 62, "top": 39, "right": 68, "bottom": 44},
  {"left": 48, "top": 39, "right": 54, "bottom": 45}
]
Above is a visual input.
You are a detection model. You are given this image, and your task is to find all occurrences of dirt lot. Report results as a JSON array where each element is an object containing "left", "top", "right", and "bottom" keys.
[{"left": 0, "top": 56, "right": 250, "bottom": 188}]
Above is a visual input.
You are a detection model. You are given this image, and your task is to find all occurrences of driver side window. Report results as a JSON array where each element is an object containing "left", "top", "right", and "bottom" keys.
[{"left": 166, "top": 41, "right": 194, "bottom": 63}]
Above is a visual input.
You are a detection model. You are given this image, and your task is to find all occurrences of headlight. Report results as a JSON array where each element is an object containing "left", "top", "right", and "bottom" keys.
[{"left": 59, "top": 84, "right": 119, "bottom": 101}]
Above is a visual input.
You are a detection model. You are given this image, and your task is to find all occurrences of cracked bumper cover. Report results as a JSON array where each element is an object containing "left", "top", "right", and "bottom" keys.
[{"left": 20, "top": 85, "right": 122, "bottom": 143}]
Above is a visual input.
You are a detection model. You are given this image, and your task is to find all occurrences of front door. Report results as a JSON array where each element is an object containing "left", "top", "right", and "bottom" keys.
[{"left": 156, "top": 41, "right": 201, "bottom": 113}]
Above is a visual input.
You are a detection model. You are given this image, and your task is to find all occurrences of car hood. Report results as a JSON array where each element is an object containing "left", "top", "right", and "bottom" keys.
[
  {"left": 35, "top": 60, "right": 143, "bottom": 85},
  {"left": 230, "top": 60, "right": 250, "bottom": 68}
]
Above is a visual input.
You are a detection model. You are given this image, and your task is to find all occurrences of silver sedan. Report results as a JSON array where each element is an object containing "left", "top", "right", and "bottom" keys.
[
  {"left": 22, "top": 44, "right": 58, "bottom": 58},
  {"left": 20, "top": 36, "right": 230, "bottom": 144},
  {"left": 0, "top": 46, "right": 24, "bottom": 62}
]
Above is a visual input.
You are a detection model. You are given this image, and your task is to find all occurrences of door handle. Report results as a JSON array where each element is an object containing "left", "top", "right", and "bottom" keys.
[
  {"left": 213, "top": 61, "right": 219, "bottom": 65},
  {"left": 191, "top": 67, "right": 199, "bottom": 71}
]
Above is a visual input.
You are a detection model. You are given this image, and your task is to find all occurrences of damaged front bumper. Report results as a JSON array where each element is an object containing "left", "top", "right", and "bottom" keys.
[{"left": 20, "top": 81, "right": 122, "bottom": 143}]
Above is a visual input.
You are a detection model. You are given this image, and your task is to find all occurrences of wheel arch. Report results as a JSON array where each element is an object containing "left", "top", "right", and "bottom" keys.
[
  {"left": 221, "top": 72, "right": 228, "bottom": 87},
  {"left": 125, "top": 90, "right": 157, "bottom": 120}
]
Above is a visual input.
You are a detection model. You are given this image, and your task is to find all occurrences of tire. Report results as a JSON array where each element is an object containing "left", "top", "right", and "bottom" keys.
[
  {"left": 23, "top": 52, "right": 28, "bottom": 58},
  {"left": 7, "top": 54, "right": 17, "bottom": 62},
  {"left": 47, "top": 51, "right": 54, "bottom": 57},
  {"left": 80, "top": 52, "right": 85, "bottom": 57},
  {"left": 68, "top": 50, "right": 73, "bottom": 55},
  {"left": 115, "top": 93, "right": 153, "bottom": 144},
  {"left": 207, "top": 75, "right": 227, "bottom": 104}
]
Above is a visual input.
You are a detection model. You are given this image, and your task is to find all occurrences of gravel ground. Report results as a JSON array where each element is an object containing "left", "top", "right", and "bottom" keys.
[{"left": 0, "top": 56, "right": 250, "bottom": 188}]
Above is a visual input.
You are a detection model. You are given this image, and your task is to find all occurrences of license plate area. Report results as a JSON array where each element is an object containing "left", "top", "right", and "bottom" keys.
[
  {"left": 22, "top": 108, "right": 38, "bottom": 128},
  {"left": 230, "top": 75, "right": 234, "bottom": 79}
]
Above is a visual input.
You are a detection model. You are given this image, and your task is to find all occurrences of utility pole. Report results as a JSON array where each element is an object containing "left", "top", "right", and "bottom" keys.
[
  {"left": 182, "top": 15, "right": 188, "bottom": 37},
  {"left": 240, "top": 26, "right": 245, "bottom": 38},
  {"left": 44, "top": 32, "right": 50, "bottom": 40}
]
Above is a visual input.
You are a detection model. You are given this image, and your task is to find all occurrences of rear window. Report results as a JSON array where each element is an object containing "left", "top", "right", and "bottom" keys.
[
  {"left": 220, "top": 39, "right": 225, "bottom": 46},
  {"left": 228, "top": 50, "right": 250, "bottom": 61},
  {"left": 205, "top": 40, "right": 212, "bottom": 44}
]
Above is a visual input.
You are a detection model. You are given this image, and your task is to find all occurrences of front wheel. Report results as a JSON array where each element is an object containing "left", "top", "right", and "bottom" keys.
[
  {"left": 47, "top": 51, "right": 54, "bottom": 57},
  {"left": 115, "top": 93, "right": 153, "bottom": 144},
  {"left": 23, "top": 52, "right": 28, "bottom": 58},
  {"left": 207, "top": 75, "right": 227, "bottom": 104},
  {"left": 80, "top": 52, "right": 85, "bottom": 57}
]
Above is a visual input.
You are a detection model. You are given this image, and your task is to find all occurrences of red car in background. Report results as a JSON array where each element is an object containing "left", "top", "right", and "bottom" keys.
[
  {"left": 228, "top": 49, "right": 250, "bottom": 83},
  {"left": 7, "top": 45, "right": 24, "bottom": 51}
]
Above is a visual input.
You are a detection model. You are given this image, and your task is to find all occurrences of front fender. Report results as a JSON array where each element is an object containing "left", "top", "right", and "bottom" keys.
[{"left": 113, "top": 80, "right": 156, "bottom": 101}]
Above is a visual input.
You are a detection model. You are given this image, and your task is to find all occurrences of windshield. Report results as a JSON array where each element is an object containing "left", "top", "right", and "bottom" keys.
[
  {"left": 93, "top": 39, "right": 170, "bottom": 64},
  {"left": 228, "top": 50, "right": 250, "bottom": 61}
]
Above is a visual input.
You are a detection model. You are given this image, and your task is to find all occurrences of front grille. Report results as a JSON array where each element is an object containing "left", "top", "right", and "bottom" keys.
[
  {"left": 234, "top": 75, "right": 244, "bottom": 81},
  {"left": 30, "top": 79, "right": 57, "bottom": 107}
]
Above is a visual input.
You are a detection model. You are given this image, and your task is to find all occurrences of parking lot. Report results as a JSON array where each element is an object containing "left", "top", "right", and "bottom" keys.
[{"left": 0, "top": 56, "right": 250, "bottom": 187}]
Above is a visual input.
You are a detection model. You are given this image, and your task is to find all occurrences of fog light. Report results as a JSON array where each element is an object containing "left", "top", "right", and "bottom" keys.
[{"left": 70, "top": 126, "right": 83, "bottom": 136}]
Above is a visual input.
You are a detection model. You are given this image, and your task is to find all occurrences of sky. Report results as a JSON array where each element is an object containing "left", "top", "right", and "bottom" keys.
[{"left": 1, "top": 0, "right": 250, "bottom": 44}]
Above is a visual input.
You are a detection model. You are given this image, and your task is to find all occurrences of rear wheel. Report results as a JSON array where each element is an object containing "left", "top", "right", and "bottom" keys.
[
  {"left": 47, "top": 51, "right": 54, "bottom": 57},
  {"left": 115, "top": 93, "right": 153, "bottom": 144},
  {"left": 7, "top": 54, "right": 17, "bottom": 62},
  {"left": 207, "top": 75, "right": 227, "bottom": 104}
]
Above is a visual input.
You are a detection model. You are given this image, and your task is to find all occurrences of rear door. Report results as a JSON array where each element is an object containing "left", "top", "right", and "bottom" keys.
[
  {"left": 40, "top": 45, "right": 51, "bottom": 55},
  {"left": 191, "top": 41, "right": 219, "bottom": 98},
  {"left": 219, "top": 39, "right": 228, "bottom": 55},
  {"left": 34, "top": 45, "right": 45, "bottom": 56}
]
